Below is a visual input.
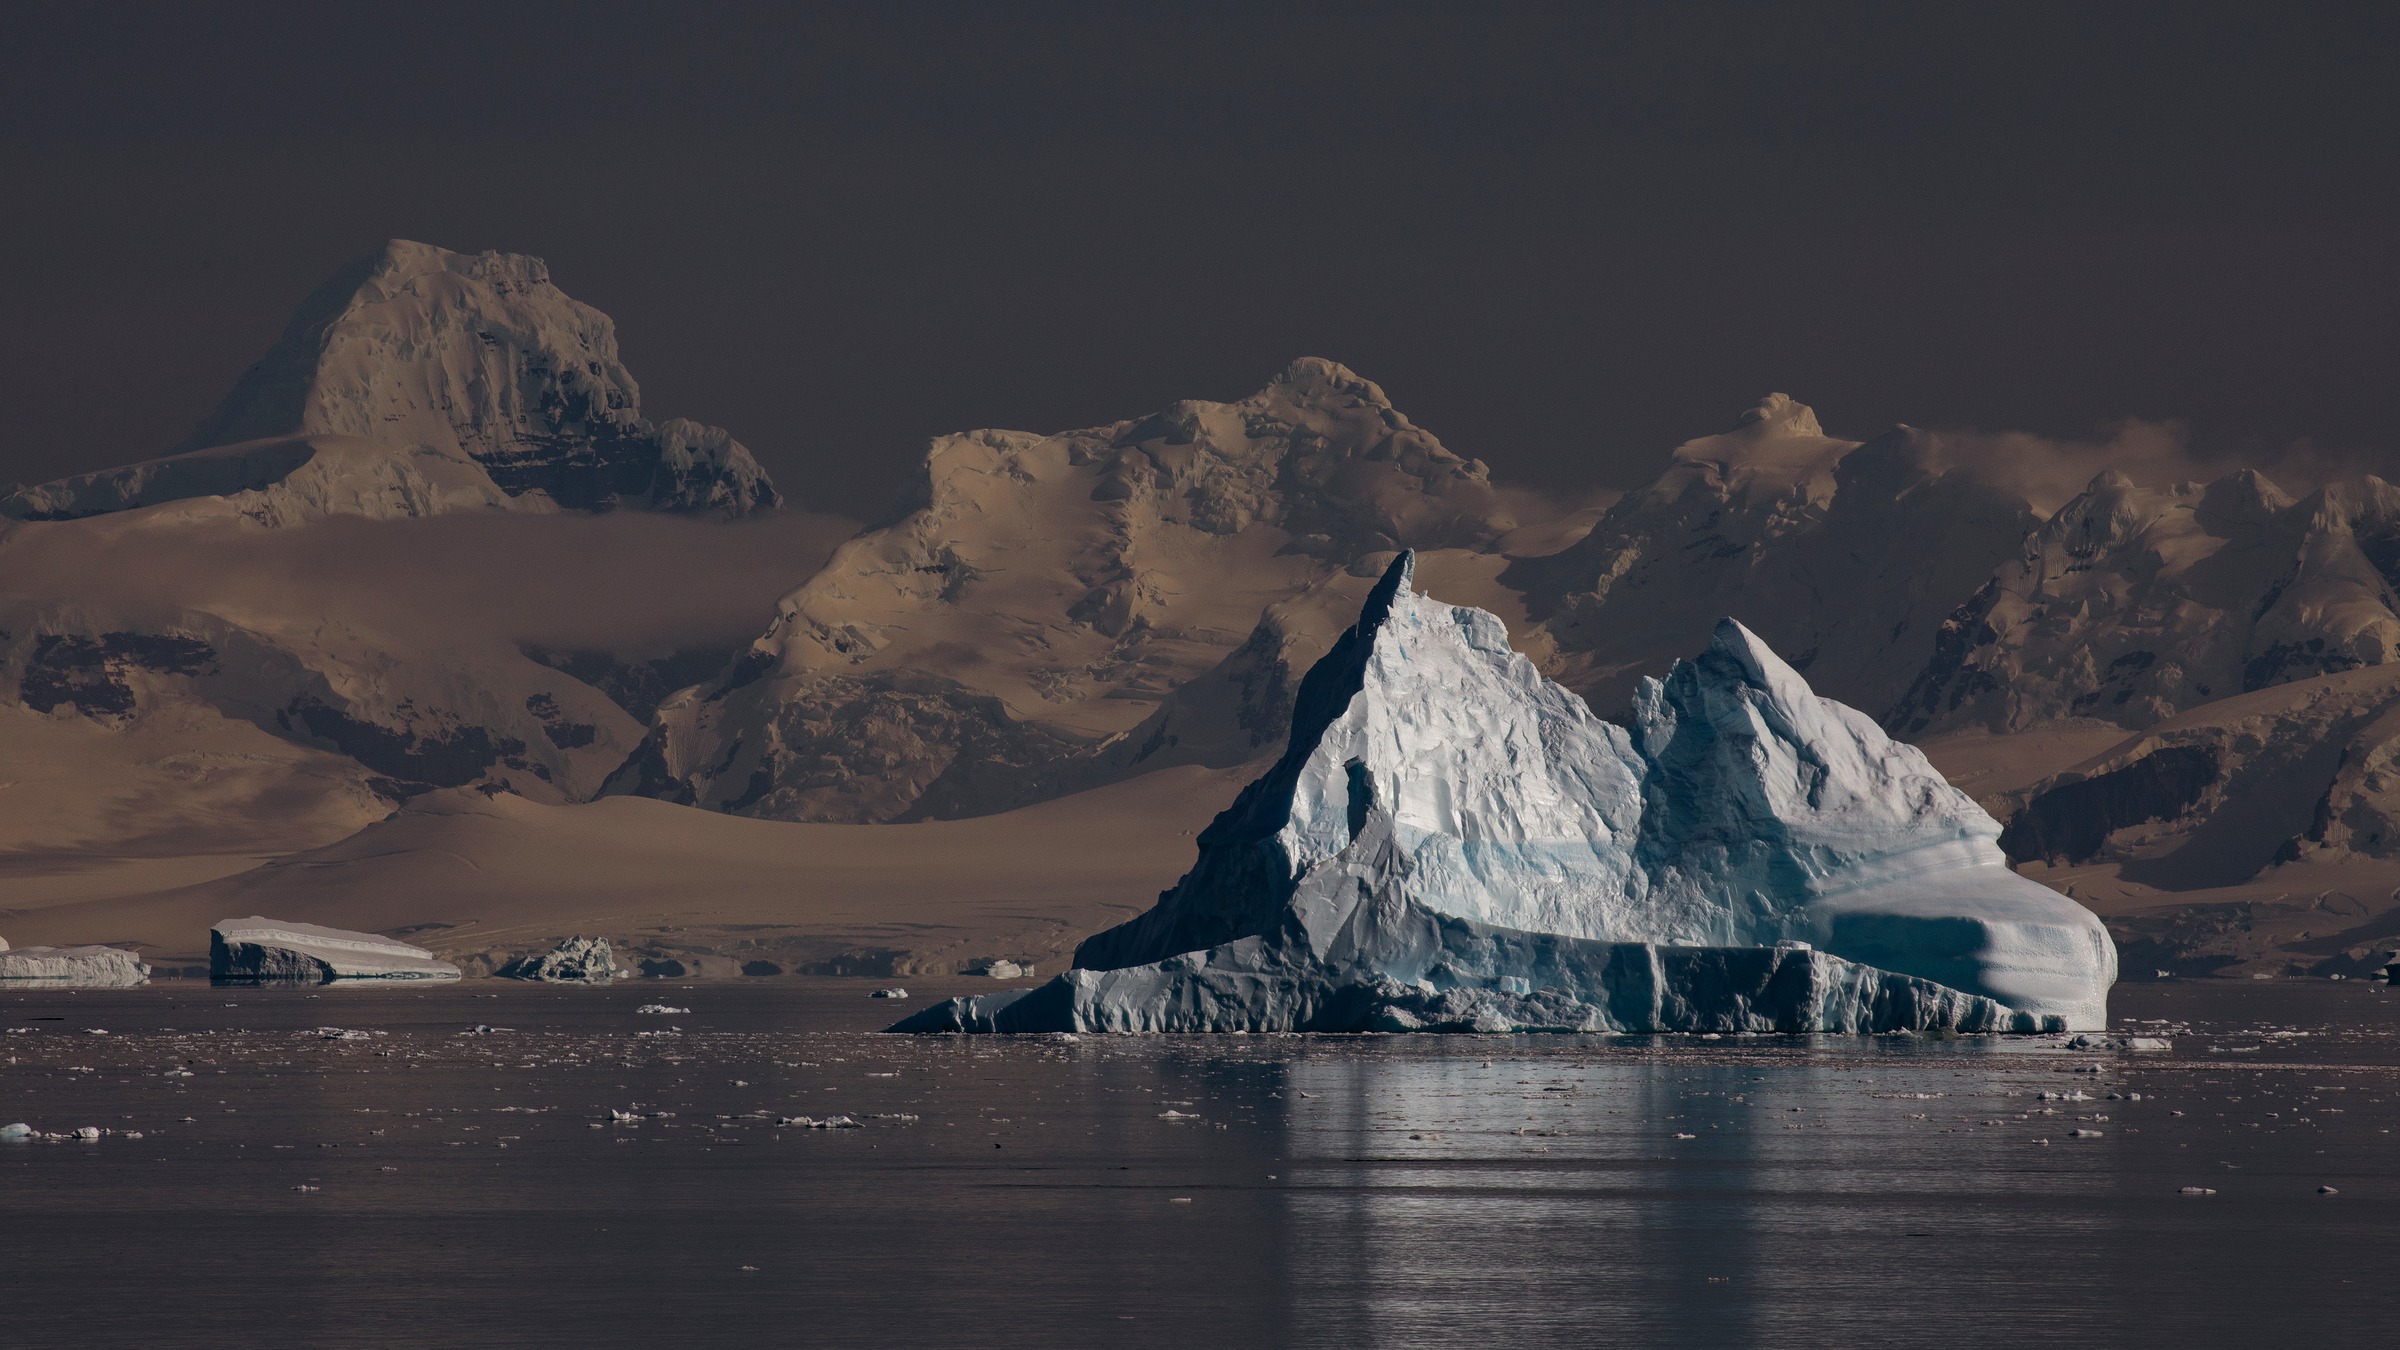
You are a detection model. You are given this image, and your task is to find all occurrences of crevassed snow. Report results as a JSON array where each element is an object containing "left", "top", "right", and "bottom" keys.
[{"left": 897, "top": 550, "right": 2116, "bottom": 1035}]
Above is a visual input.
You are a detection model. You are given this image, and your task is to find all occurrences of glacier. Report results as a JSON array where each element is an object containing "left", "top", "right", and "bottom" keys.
[{"left": 894, "top": 551, "right": 2116, "bottom": 1035}]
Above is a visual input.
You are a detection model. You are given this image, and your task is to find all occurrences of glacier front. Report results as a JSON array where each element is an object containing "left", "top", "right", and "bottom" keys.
[{"left": 894, "top": 551, "right": 2116, "bottom": 1035}]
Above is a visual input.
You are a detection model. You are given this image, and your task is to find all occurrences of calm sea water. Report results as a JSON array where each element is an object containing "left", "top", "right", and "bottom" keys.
[{"left": 3, "top": 978, "right": 2395, "bottom": 1348}]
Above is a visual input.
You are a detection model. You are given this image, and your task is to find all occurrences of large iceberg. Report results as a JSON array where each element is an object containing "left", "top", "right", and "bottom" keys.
[
  {"left": 895, "top": 552, "right": 2115, "bottom": 1035},
  {"left": 211, "top": 917, "right": 462, "bottom": 983},
  {"left": 0, "top": 944, "right": 151, "bottom": 986}
]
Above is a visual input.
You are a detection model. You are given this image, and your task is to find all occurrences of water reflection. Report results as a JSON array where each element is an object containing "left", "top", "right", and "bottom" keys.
[{"left": 1272, "top": 1042, "right": 2141, "bottom": 1346}]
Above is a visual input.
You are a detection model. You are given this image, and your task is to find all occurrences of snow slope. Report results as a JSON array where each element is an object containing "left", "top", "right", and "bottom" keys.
[{"left": 898, "top": 552, "right": 2115, "bottom": 1034}]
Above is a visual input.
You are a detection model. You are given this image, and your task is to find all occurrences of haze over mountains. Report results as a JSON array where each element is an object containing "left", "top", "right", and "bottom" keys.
[{"left": 5, "top": 240, "right": 2398, "bottom": 981}]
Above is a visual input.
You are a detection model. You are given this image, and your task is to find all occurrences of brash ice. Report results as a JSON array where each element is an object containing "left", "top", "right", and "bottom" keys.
[{"left": 896, "top": 551, "right": 2117, "bottom": 1034}]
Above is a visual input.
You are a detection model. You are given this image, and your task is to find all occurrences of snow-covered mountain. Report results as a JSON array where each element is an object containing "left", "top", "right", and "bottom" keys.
[
  {"left": 1890, "top": 470, "right": 2400, "bottom": 736},
  {"left": 3, "top": 240, "right": 778, "bottom": 524},
  {"left": 613, "top": 359, "right": 1526, "bottom": 822},
  {"left": 898, "top": 553, "right": 2112, "bottom": 1033},
  {"left": 0, "top": 240, "right": 825, "bottom": 863},
  {"left": 1510, "top": 394, "right": 2040, "bottom": 718}
]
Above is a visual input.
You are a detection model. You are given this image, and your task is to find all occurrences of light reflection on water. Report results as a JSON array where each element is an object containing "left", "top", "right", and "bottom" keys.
[{"left": 0, "top": 981, "right": 2394, "bottom": 1347}]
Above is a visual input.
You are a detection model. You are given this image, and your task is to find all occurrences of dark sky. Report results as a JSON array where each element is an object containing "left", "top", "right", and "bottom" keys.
[{"left": 6, "top": 1, "right": 2397, "bottom": 517}]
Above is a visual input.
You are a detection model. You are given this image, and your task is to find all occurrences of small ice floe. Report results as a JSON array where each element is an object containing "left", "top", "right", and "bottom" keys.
[
  {"left": 870, "top": 989, "right": 908, "bottom": 1000},
  {"left": 2319, "top": 1185, "right": 2340, "bottom": 1195},
  {"left": 74, "top": 1127, "right": 101, "bottom": 1141},
  {"left": 2067, "top": 1033, "right": 2173, "bottom": 1051},
  {"left": 2179, "top": 1186, "right": 2217, "bottom": 1196},
  {"left": 634, "top": 1004, "right": 689, "bottom": 1015},
  {"left": 775, "top": 1115, "right": 861, "bottom": 1129},
  {"left": 973, "top": 960, "right": 1029, "bottom": 979},
  {"left": 1673, "top": 1132, "right": 1698, "bottom": 1140},
  {"left": 292, "top": 1185, "right": 320, "bottom": 1194},
  {"left": 0, "top": 1123, "right": 32, "bottom": 1141},
  {"left": 2070, "top": 1128, "right": 2105, "bottom": 1138},
  {"left": 311, "top": 1027, "right": 377, "bottom": 1041},
  {"left": 1157, "top": 1110, "right": 1198, "bottom": 1121}
]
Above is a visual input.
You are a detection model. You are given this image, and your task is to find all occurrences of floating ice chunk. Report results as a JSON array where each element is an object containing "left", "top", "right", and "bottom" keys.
[
  {"left": 870, "top": 988, "right": 909, "bottom": 1000},
  {"left": 896, "top": 553, "right": 2113, "bottom": 1036},
  {"left": 498, "top": 936, "right": 619, "bottom": 983},
  {"left": 634, "top": 1004, "right": 690, "bottom": 1015},
  {"left": 0, "top": 1123, "right": 32, "bottom": 1141}
]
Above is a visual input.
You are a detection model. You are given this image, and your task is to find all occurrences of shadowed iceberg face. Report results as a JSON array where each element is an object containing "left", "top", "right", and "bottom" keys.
[{"left": 899, "top": 551, "right": 2116, "bottom": 1034}]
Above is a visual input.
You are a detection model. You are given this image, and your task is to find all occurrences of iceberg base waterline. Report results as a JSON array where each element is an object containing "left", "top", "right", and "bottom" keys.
[{"left": 894, "top": 830, "right": 2057, "bottom": 1036}]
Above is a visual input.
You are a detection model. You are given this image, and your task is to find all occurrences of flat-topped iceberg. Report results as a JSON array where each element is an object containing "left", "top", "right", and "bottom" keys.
[
  {"left": 0, "top": 944, "right": 151, "bottom": 986},
  {"left": 895, "top": 551, "right": 2115, "bottom": 1035},
  {"left": 211, "top": 917, "right": 461, "bottom": 984}
]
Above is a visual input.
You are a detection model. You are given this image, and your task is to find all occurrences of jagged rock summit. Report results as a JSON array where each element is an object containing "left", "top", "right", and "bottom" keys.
[
  {"left": 4, "top": 240, "right": 778, "bottom": 524},
  {"left": 897, "top": 551, "right": 2116, "bottom": 1034}
]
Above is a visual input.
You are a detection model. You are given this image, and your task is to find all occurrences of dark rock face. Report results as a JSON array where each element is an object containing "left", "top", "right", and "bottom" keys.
[
  {"left": 525, "top": 645, "right": 740, "bottom": 723},
  {"left": 1999, "top": 747, "right": 2220, "bottom": 864},
  {"left": 18, "top": 632, "right": 217, "bottom": 716},
  {"left": 283, "top": 697, "right": 526, "bottom": 788}
]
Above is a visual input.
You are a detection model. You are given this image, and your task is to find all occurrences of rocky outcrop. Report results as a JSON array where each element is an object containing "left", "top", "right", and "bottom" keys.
[
  {"left": 210, "top": 917, "right": 460, "bottom": 983},
  {"left": 898, "top": 552, "right": 2114, "bottom": 1035},
  {"left": 0, "top": 945, "right": 150, "bottom": 986},
  {"left": 497, "top": 935, "right": 618, "bottom": 982},
  {"left": 616, "top": 359, "right": 1521, "bottom": 822}
]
